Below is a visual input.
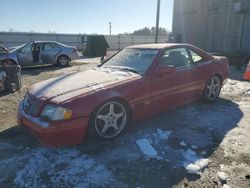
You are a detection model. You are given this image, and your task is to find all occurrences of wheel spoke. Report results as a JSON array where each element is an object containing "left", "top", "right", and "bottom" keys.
[
  {"left": 207, "top": 89, "right": 212, "bottom": 97},
  {"left": 101, "top": 123, "right": 110, "bottom": 134},
  {"left": 112, "top": 123, "right": 119, "bottom": 131},
  {"left": 114, "top": 112, "right": 124, "bottom": 119},
  {"left": 214, "top": 83, "right": 219, "bottom": 89},
  {"left": 211, "top": 89, "right": 216, "bottom": 95},
  {"left": 97, "top": 115, "right": 107, "bottom": 121},
  {"left": 109, "top": 103, "right": 114, "bottom": 114}
]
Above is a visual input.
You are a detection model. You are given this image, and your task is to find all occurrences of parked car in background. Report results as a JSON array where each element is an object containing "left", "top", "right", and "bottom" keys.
[
  {"left": 18, "top": 43, "right": 229, "bottom": 147},
  {"left": 0, "top": 41, "right": 78, "bottom": 67},
  {"left": 0, "top": 58, "right": 21, "bottom": 92}
]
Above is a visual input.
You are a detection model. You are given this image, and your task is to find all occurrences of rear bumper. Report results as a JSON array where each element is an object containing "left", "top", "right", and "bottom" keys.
[
  {"left": 17, "top": 103, "right": 89, "bottom": 147},
  {"left": 69, "top": 52, "right": 78, "bottom": 61}
]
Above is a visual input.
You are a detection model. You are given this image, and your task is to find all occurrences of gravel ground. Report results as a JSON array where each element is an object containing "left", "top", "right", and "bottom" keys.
[{"left": 0, "top": 59, "right": 249, "bottom": 188}]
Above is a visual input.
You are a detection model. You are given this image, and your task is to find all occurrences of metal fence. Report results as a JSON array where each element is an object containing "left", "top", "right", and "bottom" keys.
[{"left": 0, "top": 32, "right": 168, "bottom": 50}]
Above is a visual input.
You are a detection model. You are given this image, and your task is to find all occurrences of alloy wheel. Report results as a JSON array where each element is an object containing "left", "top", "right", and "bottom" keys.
[
  {"left": 94, "top": 101, "right": 127, "bottom": 139},
  {"left": 206, "top": 76, "right": 221, "bottom": 101}
]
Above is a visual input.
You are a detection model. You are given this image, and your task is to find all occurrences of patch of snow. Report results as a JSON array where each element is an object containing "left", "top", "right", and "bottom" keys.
[
  {"left": 156, "top": 128, "right": 172, "bottom": 140},
  {"left": 217, "top": 171, "right": 228, "bottom": 182},
  {"left": 182, "top": 149, "right": 209, "bottom": 175},
  {"left": 30, "top": 69, "right": 138, "bottom": 102},
  {"left": 191, "top": 145, "right": 198, "bottom": 149},
  {"left": 244, "top": 89, "right": 250, "bottom": 95},
  {"left": 185, "top": 163, "right": 201, "bottom": 175},
  {"left": 92, "top": 84, "right": 104, "bottom": 90},
  {"left": 194, "top": 159, "right": 209, "bottom": 169},
  {"left": 12, "top": 148, "right": 121, "bottom": 187},
  {"left": 136, "top": 138, "right": 158, "bottom": 157},
  {"left": 180, "top": 141, "right": 187, "bottom": 147},
  {"left": 222, "top": 184, "right": 231, "bottom": 188},
  {"left": 201, "top": 151, "right": 207, "bottom": 156},
  {"left": 183, "top": 149, "right": 199, "bottom": 163},
  {"left": 145, "top": 155, "right": 164, "bottom": 161}
]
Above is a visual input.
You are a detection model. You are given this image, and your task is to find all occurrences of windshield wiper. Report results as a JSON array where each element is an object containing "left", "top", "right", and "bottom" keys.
[
  {"left": 102, "top": 66, "right": 139, "bottom": 74},
  {"left": 117, "top": 66, "right": 139, "bottom": 74}
]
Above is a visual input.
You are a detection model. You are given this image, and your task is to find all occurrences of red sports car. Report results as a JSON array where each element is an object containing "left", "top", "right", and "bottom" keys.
[{"left": 17, "top": 43, "right": 229, "bottom": 147}]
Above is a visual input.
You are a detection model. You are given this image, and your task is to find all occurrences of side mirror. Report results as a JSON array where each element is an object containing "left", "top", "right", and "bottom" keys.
[{"left": 157, "top": 65, "right": 175, "bottom": 74}]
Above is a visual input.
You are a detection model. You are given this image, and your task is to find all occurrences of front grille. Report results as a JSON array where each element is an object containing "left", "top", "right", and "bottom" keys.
[{"left": 24, "top": 95, "right": 41, "bottom": 116}]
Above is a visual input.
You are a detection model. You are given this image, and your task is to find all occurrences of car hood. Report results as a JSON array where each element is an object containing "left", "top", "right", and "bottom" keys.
[{"left": 29, "top": 68, "right": 140, "bottom": 103}]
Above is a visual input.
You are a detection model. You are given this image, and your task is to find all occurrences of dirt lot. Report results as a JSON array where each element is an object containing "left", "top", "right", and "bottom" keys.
[{"left": 0, "top": 59, "right": 249, "bottom": 188}]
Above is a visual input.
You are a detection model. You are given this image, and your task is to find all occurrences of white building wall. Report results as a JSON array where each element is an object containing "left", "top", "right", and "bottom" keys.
[{"left": 0, "top": 32, "right": 168, "bottom": 51}]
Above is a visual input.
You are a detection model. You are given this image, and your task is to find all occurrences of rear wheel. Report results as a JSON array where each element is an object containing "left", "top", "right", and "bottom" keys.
[
  {"left": 57, "top": 55, "right": 70, "bottom": 66},
  {"left": 88, "top": 100, "right": 129, "bottom": 140},
  {"left": 203, "top": 75, "right": 221, "bottom": 103}
]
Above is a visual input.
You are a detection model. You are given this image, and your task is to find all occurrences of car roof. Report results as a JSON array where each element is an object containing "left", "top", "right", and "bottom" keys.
[
  {"left": 33, "top": 41, "right": 58, "bottom": 43},
  {"left": 126, "top": 43, "right": 191, "bottom": 49}
]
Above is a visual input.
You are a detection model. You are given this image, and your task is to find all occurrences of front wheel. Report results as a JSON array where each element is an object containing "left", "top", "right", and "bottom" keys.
[
  {"left": 203, "top": 75, "right": 221, "bottom": 103},
  {"left": 88, "top": 100, "right": 129, "bottom": 140}
]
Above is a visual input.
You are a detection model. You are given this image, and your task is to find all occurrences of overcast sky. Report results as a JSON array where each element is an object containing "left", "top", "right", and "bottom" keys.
[{"left": 1, "top": 0, "right": 173, "bottom": 34}]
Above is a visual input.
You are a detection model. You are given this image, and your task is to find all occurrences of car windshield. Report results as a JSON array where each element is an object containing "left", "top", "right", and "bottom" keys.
[
  {"left": 10, "top": 43, "right": 27, "bottom": 53},
  {"left": 0, "top": 46, "right": 9, "bottom": 53},
  {"left": 102, "top": 48, "right": 158, "bottom": 75}
]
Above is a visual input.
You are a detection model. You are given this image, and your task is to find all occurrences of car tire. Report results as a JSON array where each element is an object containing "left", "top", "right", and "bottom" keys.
[
  {"left": 202, "top": 75, "right": 221, "bottom": 103},
  {"left": 57, "top": 55, "right": 70, "bottom": 66},
  {"left": 88, "top": 100, "right": 130, "bottom": 140}
]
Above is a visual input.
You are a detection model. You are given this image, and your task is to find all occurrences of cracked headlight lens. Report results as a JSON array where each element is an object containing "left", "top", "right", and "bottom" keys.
[{"left": 41, "top": 104, "right": 72, "bottom": 121}]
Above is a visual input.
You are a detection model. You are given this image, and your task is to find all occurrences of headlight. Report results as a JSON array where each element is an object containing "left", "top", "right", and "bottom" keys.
[{"left": 41, "top": 104, "right": 72, "bottom": 121}]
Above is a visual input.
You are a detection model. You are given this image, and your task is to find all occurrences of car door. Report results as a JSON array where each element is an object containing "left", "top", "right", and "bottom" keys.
[
  {"left": 40, "top": 42, "right": 60, "bottom": 64},
  {"left": 150, "top": 47, "right": 196, "bottom": 113},
  {"left": 17, "top": 42, "right": 34, "bottom": 66},
  {"left": 187, "top": 48, "right": 206, "bottom": 98}
]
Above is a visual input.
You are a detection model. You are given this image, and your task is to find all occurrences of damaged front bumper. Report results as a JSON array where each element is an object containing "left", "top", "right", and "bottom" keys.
[{"left": 17, "top": 101, "right": 89, "bottom": 147}]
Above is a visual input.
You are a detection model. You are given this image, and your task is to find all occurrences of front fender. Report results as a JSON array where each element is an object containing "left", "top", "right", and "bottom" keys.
[{"left": 60, "top": 88, "right": 129, "bottom": 120}]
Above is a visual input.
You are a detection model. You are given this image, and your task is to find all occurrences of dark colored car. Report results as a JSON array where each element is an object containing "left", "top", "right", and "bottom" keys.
[
  {"left": 0, "top": 58, "right": 21, "bottom": 92},
  {"left": 17, "top": 43, "right": 229, "bottom": 147}
]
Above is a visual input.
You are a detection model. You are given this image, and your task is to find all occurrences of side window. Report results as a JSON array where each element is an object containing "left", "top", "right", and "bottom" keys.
[
  {"left": 43, "top": 43, "right": 53, "bottom": 50},
  {"left": 51, "top": 43, "right": 58, "bottom": 49},
  {"left": 42, "top": 43, "right": 58, "bottom": 50},
  {"left": 189, "top": 49, "right": 203, "bottom": 63},
  {"left": 160, "top": 48, "right": 191, "bottom": 68}
]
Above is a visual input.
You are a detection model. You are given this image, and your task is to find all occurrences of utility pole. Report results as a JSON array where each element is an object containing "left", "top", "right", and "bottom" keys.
[
  {"left": 109, "top": 22, "right": 112, "bottom": 35},
  {"left": 155, "top": 0, "right": 161, "bottom": 43}
]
